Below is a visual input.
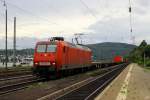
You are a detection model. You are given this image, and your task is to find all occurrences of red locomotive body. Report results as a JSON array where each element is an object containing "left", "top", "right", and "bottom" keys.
[{"left": 33, "top": 37, "right": 92, "bottom": 77}]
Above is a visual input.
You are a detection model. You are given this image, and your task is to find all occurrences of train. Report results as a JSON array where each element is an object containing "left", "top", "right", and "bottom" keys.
[{"left": 33, "top": 37, "right": 92, "bottom": 77}]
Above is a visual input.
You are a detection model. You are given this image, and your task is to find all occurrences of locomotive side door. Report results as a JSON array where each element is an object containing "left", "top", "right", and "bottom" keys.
[
  {"left": 66, "top": 47, "right": 69, "bottom": 67},
  {"left": 63, "top": 46, "right": 69, "bottom": 68}
]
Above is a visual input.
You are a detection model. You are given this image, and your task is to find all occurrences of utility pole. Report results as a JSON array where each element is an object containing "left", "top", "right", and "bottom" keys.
[
  {"left": 129, "top": 0, "right": 135, "bottom": 45},
  {"left": 3, "top": 0, "right": 8, "bottom": 69},
  {"left": 144, "top": 52, "right": 146, "bottom": 67},
  {"left": 13, "top": 17, "right": 16, "bottom": 67}
]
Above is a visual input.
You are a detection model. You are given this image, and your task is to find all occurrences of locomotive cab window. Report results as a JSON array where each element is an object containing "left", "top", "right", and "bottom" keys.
[
  {"left": 47, "top": 45, "right": 57, "bottom": 52},
  {"left": 36, "top": 44, "right": 46, "bottom": 52}
]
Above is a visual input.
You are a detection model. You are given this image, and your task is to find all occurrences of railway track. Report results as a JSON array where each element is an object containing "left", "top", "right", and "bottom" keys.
[
  {"left": 0, "top": 63, "right": 127, "bottom": 97},
  {"left": 0, "top": 68, "right": 32, "bottom": 74},
  {"left": 55, "top": 63, "right": 128, "bottom": 100},
  {"left": 0, "top": 70, "right": 32, "bottom": 79},
  {"left": 0, "top": 74, "right": 34, "bottom": 81},
  {"left": 0, "top": 74, "right": 45, "bottom": 95}
]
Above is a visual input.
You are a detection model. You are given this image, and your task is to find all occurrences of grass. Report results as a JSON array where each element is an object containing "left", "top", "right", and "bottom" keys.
[
  {"left": 136, "top": 63, "right": 150, "bottom": 72},
  {"left": 145, "top": 67, "right": 150, "bottom": 70},
  {"left": 142, "top": 66, "right": 150, "bottom": 72},
  {"left": 144, "top": 67, "right": 150, "bottom": 72}
]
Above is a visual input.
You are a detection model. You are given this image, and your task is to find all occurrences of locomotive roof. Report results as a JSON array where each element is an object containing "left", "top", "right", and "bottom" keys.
[
  {"left": 36, "top": 41, "right": 91, "bottom": 51},
  {"left": 36, "top": 41, "right": 56, "bottom": 44},
  {"left": 65, "top": 42, "right": 91, "bottom": 51}
]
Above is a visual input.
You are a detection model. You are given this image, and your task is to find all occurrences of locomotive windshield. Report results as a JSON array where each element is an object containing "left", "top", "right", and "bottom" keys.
[
  {"left": 47, "top": 45, "right": 57, "bottom": 52},
  {"left": 37, "top": 44, "right": 46, "bottom": 52},
  {"left": 36, "top": 44, "right": 57, "bottom": 52}
]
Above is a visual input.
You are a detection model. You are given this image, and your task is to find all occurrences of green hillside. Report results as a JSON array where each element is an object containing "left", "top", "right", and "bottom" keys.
[{"left": 87, "top": 42, "right": 136, "bottom": 61}]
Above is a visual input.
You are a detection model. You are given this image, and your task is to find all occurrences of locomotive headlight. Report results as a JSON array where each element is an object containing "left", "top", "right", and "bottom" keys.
[
  {"left": 34, "top": 62, "right": 38, "bottom": 65},
  {"left": 52, "top": 62, "right": 56, "bottom": 65}
]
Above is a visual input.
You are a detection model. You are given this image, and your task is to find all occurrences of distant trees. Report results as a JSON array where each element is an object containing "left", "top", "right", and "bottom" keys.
[
  {"left": 0, "top": 49, "right": 34, "bottom": 62},
  {"left": 129, "top": 40, "right": 150, "bottom": 67},
  {"left": 145, "top": 46, "right": 150, "bottom": 58},
  {"left": 0, "top": 49, "right": 34, "bottom": 56},
  {"left": 139, "top": 40, "right": 147, "bottom": 47}
]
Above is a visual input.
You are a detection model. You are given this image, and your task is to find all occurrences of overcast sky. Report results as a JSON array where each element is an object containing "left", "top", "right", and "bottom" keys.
[{"left": 0, "top": 0, "right": 150, "bottom": 49}]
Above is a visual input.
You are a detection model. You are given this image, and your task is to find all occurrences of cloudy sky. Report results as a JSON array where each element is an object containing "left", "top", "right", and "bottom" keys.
[{"left": 0, "top": 0, "right": 150, "bottom": 49}]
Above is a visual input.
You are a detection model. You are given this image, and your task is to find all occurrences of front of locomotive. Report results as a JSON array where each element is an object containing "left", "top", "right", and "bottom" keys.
[{"left": 33, "top": 41, "right": 58, "bottom": 77}]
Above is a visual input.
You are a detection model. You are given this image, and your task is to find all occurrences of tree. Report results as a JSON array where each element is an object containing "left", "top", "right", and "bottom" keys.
[
  {"left": 144, "top": 45, "right": 150, "bottom": 58},
  {"left": 128, "top": 40, "right": 150, "bottom": 66},
  {"left": 139, "top": 40, "right": 147, "bottom": 48}
]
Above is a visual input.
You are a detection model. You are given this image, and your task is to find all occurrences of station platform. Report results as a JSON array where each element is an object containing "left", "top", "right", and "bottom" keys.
[{"left": 95, "top": 63, "right": 150, "bottom": 100}]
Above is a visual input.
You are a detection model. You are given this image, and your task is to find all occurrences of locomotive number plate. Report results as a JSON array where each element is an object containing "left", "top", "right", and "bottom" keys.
[{"left": 39, "top": 62, "right": 51, "bottom": 65}]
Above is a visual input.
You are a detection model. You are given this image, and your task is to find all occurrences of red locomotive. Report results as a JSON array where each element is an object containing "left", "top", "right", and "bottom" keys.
[{"left": 33, "top": 37, "right": 92, "bottom": 77}]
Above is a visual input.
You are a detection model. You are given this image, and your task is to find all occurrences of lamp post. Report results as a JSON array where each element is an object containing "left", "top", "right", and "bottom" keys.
[{"left": 144, "top": 52, "right": 146, "bottom": 67}]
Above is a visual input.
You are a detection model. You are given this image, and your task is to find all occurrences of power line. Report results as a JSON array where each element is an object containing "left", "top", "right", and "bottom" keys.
[
  {"left": 79, "top": 0, "right": 97, "bottom": 19},
  {"left": 0, "top": 1, "right": 66, "bottom": 33},
  {"left": 0, "top": 11, "right": 13, "bottom": 22},
  {"left": 0, "top": 0, "right": 4, "bottom": 3},
  {"left": 6, "top": 1, "right": 58, "bottom": 25},
  {"left": 0, "top": 0, "right": 52, "bottom": 25}
]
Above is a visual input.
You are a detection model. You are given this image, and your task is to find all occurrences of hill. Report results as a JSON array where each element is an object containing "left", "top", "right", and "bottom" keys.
[{"left": 87, "top": 42, "right": 136, "bottom": 61}]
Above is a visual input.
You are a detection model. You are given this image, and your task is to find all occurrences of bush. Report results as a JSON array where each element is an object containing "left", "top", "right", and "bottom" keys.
[{"left": 146, "top": 59, "right": 150, "bottom": 67}]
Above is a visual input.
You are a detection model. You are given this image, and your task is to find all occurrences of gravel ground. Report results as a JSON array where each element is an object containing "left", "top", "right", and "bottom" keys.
[
  {"left": 95, "top": 63, "right": 150, "bottom": 100},
  {"left": 0, "top": 72, "right": 94, "bottom": 100}
]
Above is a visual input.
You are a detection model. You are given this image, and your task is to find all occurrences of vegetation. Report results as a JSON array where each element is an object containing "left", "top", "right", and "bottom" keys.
[{"left": 128, "top": 40, "right": 150, "bottom": 67}]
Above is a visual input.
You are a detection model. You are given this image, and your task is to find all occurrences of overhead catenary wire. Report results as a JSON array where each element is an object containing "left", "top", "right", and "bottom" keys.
[
  {"left": 0, "top": 0, "right": 67, "bottom": 34},
  {"left": 0, "top": 1, "right": 13, "bottom": 23},
  {"left": 6, "top": 2, "right": 57, "bottom": 25},
  {"left": 0, "top": 0, "right": 4, "bottom": 3},
  {"left": 79, "top": 0, "right": 97, "bottom": 19},
  {"left": 1, "top": 0, "right": 61, "bottom": 27}
]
